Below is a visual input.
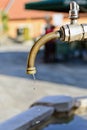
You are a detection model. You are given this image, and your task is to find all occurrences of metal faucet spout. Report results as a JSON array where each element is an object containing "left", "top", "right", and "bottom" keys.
[
  {"left": 27, "top": 31, "right": 60, "bottom": 75},
  {"left": 26, "top": 1, "right": 87, "bottom": 75}
]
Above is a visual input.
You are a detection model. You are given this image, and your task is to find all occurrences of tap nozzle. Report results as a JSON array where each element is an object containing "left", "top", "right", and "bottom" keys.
[{"left": 26, "top": 31, "right": 60, "bottom": 75}]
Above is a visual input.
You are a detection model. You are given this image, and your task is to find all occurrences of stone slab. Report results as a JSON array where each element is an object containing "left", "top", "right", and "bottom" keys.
[
  {"left": 0, "top": 106, "right": 54, "bottom": 130},
  {"left": 31, "top": 95, "right": 76, "bottom": 112}
]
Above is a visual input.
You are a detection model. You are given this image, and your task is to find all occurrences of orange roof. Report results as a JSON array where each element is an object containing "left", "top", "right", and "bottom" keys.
[
  {"left": 0, "top": 0, "right": 66, "bottom": 20},
  {"left": 0, "top": 0, "right": 9, "bottom": 10},
  {"left": 0, "top": 0, "right": 49, "bottom": 20},
  {"left": 8, "top": 0, "right": 33, "bottom": 19},
  {"left": 8, "top": 0, "right": 55, "bottom": 20},
  {"left": 0, "top": 0, "right": 86, "bottom": 20}
]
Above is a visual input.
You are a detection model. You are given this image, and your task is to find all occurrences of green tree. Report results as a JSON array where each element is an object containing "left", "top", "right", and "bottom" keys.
[{"left": 1, "top": 11, "right": 9, "bottom": 33}]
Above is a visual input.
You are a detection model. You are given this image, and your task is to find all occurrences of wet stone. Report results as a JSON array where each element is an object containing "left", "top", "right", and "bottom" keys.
[
  {"left": 31, "top": 95, "right": 76, "bottom": 112},
  {"left": 0, "top": 106, "right": 54, "bottom": 130}
]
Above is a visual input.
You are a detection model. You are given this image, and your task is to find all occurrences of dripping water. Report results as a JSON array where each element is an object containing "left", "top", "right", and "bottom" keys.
[
  {"left": 32, "top": 74, "right": 36, "bottom": 90},
  {"left": 32, "top": 74, "right": 36, "bottom": 80}
]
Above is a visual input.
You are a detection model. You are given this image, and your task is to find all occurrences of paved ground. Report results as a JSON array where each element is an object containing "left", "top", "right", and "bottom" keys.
[{"left": 0, "top": 38, "right": 87, "bottom": 122}]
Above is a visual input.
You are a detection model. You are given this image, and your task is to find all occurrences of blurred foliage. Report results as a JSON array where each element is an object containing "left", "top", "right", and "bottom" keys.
[{"left": 1, "top": 11, "right": 9, "bottom": 33}]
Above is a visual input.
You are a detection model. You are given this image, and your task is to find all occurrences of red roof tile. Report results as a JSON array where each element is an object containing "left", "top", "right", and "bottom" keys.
[
  {"left": 0, "top": 0, "right": 86, "bottom": 20},
  {"left": 8, "top": 0, "right": 50, "bottom": 20},
  {"left": 0, "top": 0, "right": 49, "bottom": 19},
  {"left": 0, "top": 0, "right": 10, "bottom": 10}
]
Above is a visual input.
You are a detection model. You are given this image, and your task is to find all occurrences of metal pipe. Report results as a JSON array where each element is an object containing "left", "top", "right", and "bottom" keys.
[
  {"left": 26, "top": 23, "right": 87, "bottom": 75},
  {"left": 26, "top": 31, "right": 60, "bottom": 75},
  {"left": 60, "top": 24, "right": 87, "bottom": 42}
]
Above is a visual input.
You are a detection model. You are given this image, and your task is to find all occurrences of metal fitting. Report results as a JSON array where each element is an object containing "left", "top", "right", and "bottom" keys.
[
  {"left": 69, "top": 1, "right": 79, "bottom": 24},
  {"left": 60, "top": 1, "right": 87, "bottom": 42},
  {"left": 60, "top": 24, "right": 87, "bottom": 42}
]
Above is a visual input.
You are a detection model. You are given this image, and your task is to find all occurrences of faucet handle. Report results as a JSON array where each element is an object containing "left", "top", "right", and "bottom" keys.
[{"left": 69, "top": 1, "right": 79, "bottom": 24}]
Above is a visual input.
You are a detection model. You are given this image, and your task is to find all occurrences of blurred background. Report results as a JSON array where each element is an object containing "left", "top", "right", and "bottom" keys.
[{"left": 0, "top": 0, "right": 87, "bottom": 122}]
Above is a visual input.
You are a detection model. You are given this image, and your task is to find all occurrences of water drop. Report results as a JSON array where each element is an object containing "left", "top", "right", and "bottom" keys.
[
  {"left": 32, "top": 74, "right": 36, "bottom": 80},
  {"left": 35, "top": 120, "right": 40, "bottom": 124}
]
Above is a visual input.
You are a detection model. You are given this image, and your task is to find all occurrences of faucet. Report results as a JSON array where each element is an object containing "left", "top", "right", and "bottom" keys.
[{"left": 26, "top": 1, "right": 87, "bottom": 75}]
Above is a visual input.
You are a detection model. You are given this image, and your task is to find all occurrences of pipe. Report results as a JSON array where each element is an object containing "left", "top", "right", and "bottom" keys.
[{"left": 26, "top": 31, "right": 60, "bottom": 75}]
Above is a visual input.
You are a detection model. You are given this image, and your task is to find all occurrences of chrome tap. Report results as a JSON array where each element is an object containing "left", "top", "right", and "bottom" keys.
[
  {"left": 69, "top": 1, "right": 79, "bottom": 24},
  {"left": 60, "top": 1, "right": 87, "bottom": 42},
  {"left": 26, "top": 1, "right": 87, "bottom": 75}
]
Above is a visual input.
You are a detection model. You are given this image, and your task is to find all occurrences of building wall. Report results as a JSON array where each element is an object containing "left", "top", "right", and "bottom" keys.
[
  {"left": 8, "top": 16, "right": 87, "bottom": 39},
  {"left": 8, "top": 19, "right": 45, "bottom": 39}
]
